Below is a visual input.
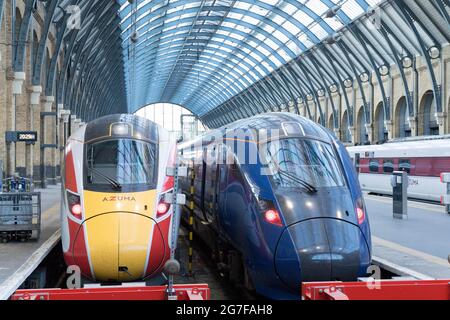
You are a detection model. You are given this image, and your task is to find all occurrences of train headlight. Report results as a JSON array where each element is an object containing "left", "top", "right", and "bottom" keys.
[
  {"left": 67, "top": 191, "right": 82, "bottom": 220},
  {"left": 111, "top": 123, "right": 131, "bottom": 136}
]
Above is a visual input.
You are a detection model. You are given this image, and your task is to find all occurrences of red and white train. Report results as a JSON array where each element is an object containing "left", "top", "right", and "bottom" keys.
[
  {"left": 62, "top": 114, "right": 177, "bottom": 282},
  {"left": 347, "top": 135, "right": 450, "bottom": 202}
]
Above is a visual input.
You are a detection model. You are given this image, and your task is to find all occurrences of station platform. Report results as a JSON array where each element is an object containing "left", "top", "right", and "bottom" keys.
[
  {"left": 364, "top": 192, "right": 450, "bottom": 279},
  {"left": 0, "top": 185, "right": 61, "bottom": 300}
]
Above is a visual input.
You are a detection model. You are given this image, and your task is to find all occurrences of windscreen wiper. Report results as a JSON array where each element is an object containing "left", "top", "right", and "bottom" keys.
[
  {"left": 277, "top": 169, "right": 317, "bottom": 194},
  {"left": 88, "top": 166, "right": 122, "bottom": 190}
]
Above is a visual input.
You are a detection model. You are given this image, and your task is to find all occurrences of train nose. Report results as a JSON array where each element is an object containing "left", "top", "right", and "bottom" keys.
[
  {"left": 73, "top": 212, "right": 165, "bottom": 282},
  {"left": 274, "top": 218, "right": 369, "bottom": 291}
]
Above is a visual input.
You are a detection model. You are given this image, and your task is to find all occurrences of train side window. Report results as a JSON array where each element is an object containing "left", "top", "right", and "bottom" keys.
[
  {"left": 369, "top": 159, "right": 379, "bottom": 173},
  {"left": 399, "top": 160, "right": 411, "bottom": 174},
  {"left": 383, "top": 159, "right": 394, "bottom": 173}
]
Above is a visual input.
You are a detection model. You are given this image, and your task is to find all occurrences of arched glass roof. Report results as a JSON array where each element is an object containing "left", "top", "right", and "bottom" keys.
[{"left": 118, "top": 0, "right": 382, "bottom": 116}]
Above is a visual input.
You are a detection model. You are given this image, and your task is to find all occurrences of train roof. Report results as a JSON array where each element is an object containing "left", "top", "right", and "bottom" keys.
[
  {"left": 179, "top": 112, "right": 335, "bottom": 148},
  {"left": 84, "top": 114, "right": 159, "bottom": 144}
]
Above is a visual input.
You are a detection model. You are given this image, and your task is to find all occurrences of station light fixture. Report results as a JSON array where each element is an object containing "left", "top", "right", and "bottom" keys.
[
  {"left": 402, "top": 56, "right": 413, "bottom": 69},
  {"left": 428, "top": 46, "right": 440, "bottom": 59},
  {"left": 307, "top": 93, "right": 314, "bottom": 101},
  {"left": 317, "top": 89, "right": 325, "bottom": 97},
  {"left": 330, "top": 84, "right": 339, "bottom": 93},
  {"left": 344, "top": 78, "right": 353, "bottom": 88},
  {"left": 360, "top": 73, "right": 369, "bottom": 83},
  {"left": 379, "top": 65, "right": 389, "bottom": 76}
]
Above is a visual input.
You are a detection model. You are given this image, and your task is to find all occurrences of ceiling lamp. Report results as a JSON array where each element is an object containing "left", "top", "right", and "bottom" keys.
[
  {"left": 379, "top": 65, "right": 389, "bottom": 76},
  {"left": 360, "top": 73, "right": 369, "bottom": 82},
  {"left": 343, "top": 79, "right": 353, "bottom": 88},
  {"left": 428, "top": 46, "right": 440, "bottom": 59},
  {"left": 402, "top": 56, "right": 413, "bottom": 69}
]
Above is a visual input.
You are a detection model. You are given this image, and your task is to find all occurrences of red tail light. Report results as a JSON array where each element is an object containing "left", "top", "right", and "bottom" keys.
[
  {"left": 156, "top": 199, "right": 170, "bottom": 218},
  {"left": 67, "top": 191, "right": 82, "bottom": 220},
  {"left": 356, "top": 207, "right": 365, "bottom": 225},
  {"left": 264, "top": 209, "right": 282, "bottom": 227}
]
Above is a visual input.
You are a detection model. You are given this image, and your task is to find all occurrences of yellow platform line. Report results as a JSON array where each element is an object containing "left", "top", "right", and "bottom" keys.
[
  {"left": 42, "top": 202, "right": 60, "bottom": 220},
  {"left": 372, "top": 236, "right": 450, "bottom": 268}
]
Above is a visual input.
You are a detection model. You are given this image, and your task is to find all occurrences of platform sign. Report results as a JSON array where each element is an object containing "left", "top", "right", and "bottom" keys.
[{"left": 5, "top": 131, "right": 38, "bottom": 143}]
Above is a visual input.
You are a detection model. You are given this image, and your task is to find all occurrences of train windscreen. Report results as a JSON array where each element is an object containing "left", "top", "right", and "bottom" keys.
[
  {"left": 264, "top": 138, "right": 345, "bottom": 190},
  {"left": 85, "top": 139, "right": 157, "bottom": 192}
]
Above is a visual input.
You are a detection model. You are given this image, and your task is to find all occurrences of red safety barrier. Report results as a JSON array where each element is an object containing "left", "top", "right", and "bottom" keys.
[
  {"left": 302, "top": 280, "right": 450, "bottom": 300},
  {"left": 11, "top": 284, "right": 210, "bottom": 300}
]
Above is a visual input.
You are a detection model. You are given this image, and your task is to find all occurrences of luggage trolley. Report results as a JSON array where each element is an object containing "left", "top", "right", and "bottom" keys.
[{"left": 0, "top": 176, "right": 41, "bottom": 242}]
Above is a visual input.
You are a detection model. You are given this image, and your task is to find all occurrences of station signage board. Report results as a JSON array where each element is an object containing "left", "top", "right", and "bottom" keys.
[{"left": 5, "top": 131, "right": 38, "bottom": 143}]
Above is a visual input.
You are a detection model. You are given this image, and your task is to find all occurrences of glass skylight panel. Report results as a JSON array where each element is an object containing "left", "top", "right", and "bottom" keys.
[
  {"left": 261, "top": 60, "right": 274, "bottom": 73},
  {"left": 277, "top": 48, "right": 291, "bottom": 61},
  {"left": 234, "top": 2, "right": 253, "bottom": 11},
  {"left": 228, "top": 12, "right": 244, "bottom": 20},
  {"left": 259, "top": 0, "right": 280, "bottom": 6},
  {"left": 224, "top": 39, "right": 236, "bottom": 47},
  {"left": 310, "top": 23, "right": 328, "bottom": 40},
  {"left": 242, "top": 15, "right": 260, "bottom": 26},
  {"left": 137, "top": 0, "right": 153, "bottom": 11},
  {"left": 271, "top": 14, "right": 286, "bottom": 26},
  {"left": 292, "top": 10, "right": 314, "bottom": 25},
  {"left": 249, "top": 51, "right": 263, "bottom": 62},
  {"left": 273, "top": 29, "right": 290, "bottom": 43},
  {"left": 253, "top": 6, "right": 270, "bottom": 16},
  {"left": 267, "top": 54, "right": 281, "bottom": 65},
  {"left": 265, "top": 38, "right": 278, "bottom": 50},
  {"left": 286, "top": 40, "right": 301, "bottom": 55},
  {"left": 255, "top": 46, "right": 270, "bottom": 56},
  {"left": 324, "top": 17, "right": 344, "bottom": 31},
  {"left": 341, "top": 1, "right": 365, "bottom": 19},
  {"left": 261, "top": 23, "right": 275, "bottom": 34},
  {"left": 254, "top": 65, "right": 265, "bottom": 75},
  {"left": 280, "top": 2, "right": 300, "bottom": 15},
  {"left": 281, "top": 20, "right": 301, "bottom": 35},
  {"left": 305, "top": 0, "right": 328, "bottom": 16},
  {"left": 242, "top": 74, "right": 252, "bottom": 83},
  {"left": 184, "top": 1, "right": 202, "bottom": 10}
]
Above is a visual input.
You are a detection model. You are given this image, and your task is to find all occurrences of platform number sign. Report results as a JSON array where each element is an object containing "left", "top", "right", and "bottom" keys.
[{"left": 5, "top": 131, "right": 38, "bottom": 143}]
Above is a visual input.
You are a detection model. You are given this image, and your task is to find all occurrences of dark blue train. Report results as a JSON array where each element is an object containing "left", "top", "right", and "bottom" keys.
[{"left": 178, "top": 113, "right": 371, "bottom": 299}]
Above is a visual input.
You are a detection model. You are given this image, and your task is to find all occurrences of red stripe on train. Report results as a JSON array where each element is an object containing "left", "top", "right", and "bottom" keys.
[
  {"left": 145, "top": 217, "right": 171, "bottom": 277},
  {"left": 65, "top": 150, "right": 78, "bottom": 193},
  {"left": 66, "top": 218, "right": 93, "bottom": 279}
]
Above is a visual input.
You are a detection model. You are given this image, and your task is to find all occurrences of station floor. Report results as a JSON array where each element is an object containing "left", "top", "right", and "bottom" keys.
[
  {"left": 0, "top": 184, "right": 61, "bottom": 300},
  {"left": 364, "top": 192, "right": 450, "bottom": 279}
]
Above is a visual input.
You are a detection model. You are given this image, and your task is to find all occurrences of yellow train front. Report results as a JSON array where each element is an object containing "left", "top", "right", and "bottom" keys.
[{"left": 61, "top": 114, "right": 176, "bottom": 282}]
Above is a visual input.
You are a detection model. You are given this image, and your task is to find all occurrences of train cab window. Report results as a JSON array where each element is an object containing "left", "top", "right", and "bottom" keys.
[
  {"left": 383, "top": 159, "right": 394, "bottom": 173},
  {"left": 369, "top": 160, "right": 379, "bottom": 173},
  {"left": 264, "top": 138, "right": 345, "bottom": 190},
  {"left": 399, "top": 160, "right": 411, "bottom": 174},
  {"left": 85, "top": 139, "right": 157, "bottom": 191}
]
